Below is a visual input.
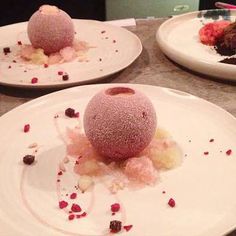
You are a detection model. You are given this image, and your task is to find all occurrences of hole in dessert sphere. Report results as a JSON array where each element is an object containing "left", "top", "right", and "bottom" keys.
[
  {"left": 105, "top": 87, "right": 135, "bottom": 96},
  {"left": 39, "top": 5, "right": 59, "bottom": 15}
]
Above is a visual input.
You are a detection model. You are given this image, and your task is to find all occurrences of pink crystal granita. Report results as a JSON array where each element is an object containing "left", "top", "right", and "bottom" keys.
[
  {"left": 83, "top": 87, "right": 157, "bottom": 161},
  {"left": 27, "top": 5, "right": 75, "bottom": 55},
  {"left": 66, "top": 127, "right": 182, "bottom": 188},
  {"left": 124, "top": 156, "right": 157, "bottom": 185}
]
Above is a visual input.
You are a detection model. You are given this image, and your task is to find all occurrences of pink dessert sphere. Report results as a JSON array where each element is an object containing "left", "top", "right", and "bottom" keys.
[
  {"left": 83, "top": 87, "right": 157, "bottom": 160},
  {"left": 27, "top": 5, "right": 74, "bottom": 55}
]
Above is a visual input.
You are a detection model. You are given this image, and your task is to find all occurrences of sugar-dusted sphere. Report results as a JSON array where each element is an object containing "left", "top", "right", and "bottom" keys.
[
  {"left": 27, "top": 5, "right": 74, "bottom": 55},
  {"left": 83, "top": 87, "right": 157, "bottom": 160}
]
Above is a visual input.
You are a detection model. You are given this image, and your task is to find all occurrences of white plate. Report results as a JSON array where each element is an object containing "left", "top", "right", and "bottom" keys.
[
  {"left": 156, "top": 9, "right": 236, "bottom": 81},
  {"left": 0, "top": 20, "right": 142, "bottom": 88},
  {"left": 0, "top": 84, "right": 236, "bottom": 236}
]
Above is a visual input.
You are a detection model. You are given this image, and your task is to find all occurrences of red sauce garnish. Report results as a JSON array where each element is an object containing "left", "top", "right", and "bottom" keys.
[
  {"left": 58, "top": 71, "right": 63, "bottom": 75},
  {"left": 44, "top": 63, "right": 48, "bottom": 68},
  {"left": 209, "top": 139, "right": 214, "bottom": 142},
  {"left": 204, "top": 151, "right": 209, "bottom": 155},
  {"left": 17, "top": 41, "right": 22, "bottom": 45}
]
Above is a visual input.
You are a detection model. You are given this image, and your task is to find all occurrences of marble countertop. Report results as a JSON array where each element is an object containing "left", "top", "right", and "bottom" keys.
[{"left": 0, "top": 18, "right": 236, "bottom": 236}]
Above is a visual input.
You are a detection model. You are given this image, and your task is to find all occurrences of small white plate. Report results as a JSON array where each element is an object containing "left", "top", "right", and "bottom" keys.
[
  {"left": 0, "top": 20, "right": 142, "bottom": 88},
  {"left": 156, "top": 9, "right": 236, "bottom": 81},
  {"left": 0, "top": 84, "right": 236, "bottom": 236}
]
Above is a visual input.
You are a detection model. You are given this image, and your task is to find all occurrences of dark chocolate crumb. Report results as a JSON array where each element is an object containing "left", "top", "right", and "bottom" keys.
[
  {"left": 3, "top": 47, "right": 11, "bottom": 54},
  {"left": 23, "top": 155, "right": 35, "bottom": 165},
  {"left": 65, "top": 108, "right": 75, "bottom": 118},
  {"left": 219, "top": 57, "right": 236, "bottom": 65},
  {"left": 62, "top": 74, "right": 69, "bottom": 81},
  {"left": 215, "top": 40, "right": 236, "bottom": 56},
  {"left": 110, "top": 220, "right": 122, "bottom": 233}
]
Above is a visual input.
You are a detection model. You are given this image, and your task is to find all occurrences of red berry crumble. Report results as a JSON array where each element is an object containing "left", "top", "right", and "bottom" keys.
[
  {"left": 123, "top": 225, "right": 133, "bottom": 232},
  {"left": 111, "top": 203, "right": 120, "bottom": 213},
  {"left": 71, "top": 204, "right": 81, "bottom": 212},
  {"left": 168, "top": 198, "right": 176, "bottom": 208},
  {"left": 23, "top": 124, "right": 30, "bottom": 132},
  {"left": 59, "top": 200, "right": 68, "bottom": 209},
  {"left": 70, "top": 193, "right": 77, "bottom": 199},
  {"left": 31, "top": 77, "right": 38, "bottom": 84},
  {"left": 226, "top": 149, "right": 232, "bottom": 156}
]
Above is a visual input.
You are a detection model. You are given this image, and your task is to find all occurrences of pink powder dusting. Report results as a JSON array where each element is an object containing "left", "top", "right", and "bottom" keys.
[
  {"left": 66, "top": 128, "right": 163, "bottom": 186},
  {"left": 83, "top": 87, "right": 157, "bottom": 160},
  {"left": 27, "top": 5, "right": 74, "bottom": 55}
]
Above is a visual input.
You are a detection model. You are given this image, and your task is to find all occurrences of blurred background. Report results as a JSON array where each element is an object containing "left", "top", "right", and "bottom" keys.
[{"left": 0, "top": 0, "right": 236, "bottom": 26}]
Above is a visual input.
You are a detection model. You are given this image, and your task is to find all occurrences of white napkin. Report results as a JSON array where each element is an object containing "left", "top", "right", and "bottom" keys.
[{"left": 105, "top": 18, "right": 136, "bottom": 27}]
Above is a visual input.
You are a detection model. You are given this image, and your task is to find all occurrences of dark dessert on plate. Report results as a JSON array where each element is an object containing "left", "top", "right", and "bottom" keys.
[{"left": 199, "top": 20, "right": 236, "bottom": 64}]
